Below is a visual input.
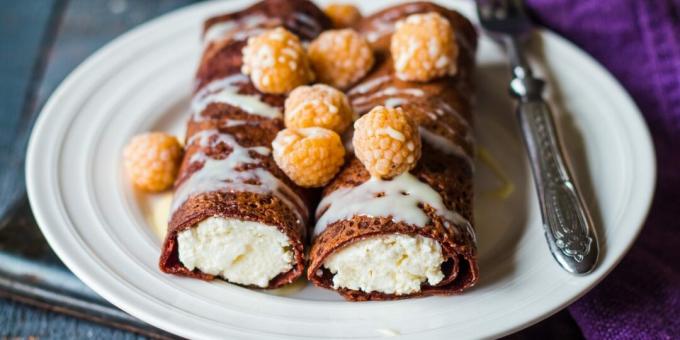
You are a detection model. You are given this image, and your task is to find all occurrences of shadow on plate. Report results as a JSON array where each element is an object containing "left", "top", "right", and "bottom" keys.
[{"left": 472, "top": 62, "right": 532, "bottom": 289}]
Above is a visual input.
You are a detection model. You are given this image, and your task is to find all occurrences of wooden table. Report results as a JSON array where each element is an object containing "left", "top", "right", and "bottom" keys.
[{"left": 0, "top": 0, "right": 584, "bottom": 338}]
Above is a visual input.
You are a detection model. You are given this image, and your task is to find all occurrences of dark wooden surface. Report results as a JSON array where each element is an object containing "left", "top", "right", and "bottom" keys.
[
  {"left": 0, "top": 1, "right": 196, "bottom": 338},
  {"left": 0, "top": 0, "right": 584, "bottom": 338}
]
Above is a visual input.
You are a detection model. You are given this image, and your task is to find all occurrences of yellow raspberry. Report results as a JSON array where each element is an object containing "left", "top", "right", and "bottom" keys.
[
  {"left": 308, "top": 29, "right": 374, "bottom": 90},
  {"left": 284, "top": 84, "right": 354, "bottom": 134},
  {"left": 353, "top": 106, "right": 421, "bottom": 179},
  {"left": 324, "top": 3, "right": 362, "bottom": 28},
  {"left": 390, "top": 12, "right": 459, "bottom": 82},
  {"left": 123, "top": 132, "right": 183, "bottom": 192},
  {"left": 241, "top": 27, "right": 315, "bottom": 94},
  {"left": 272, "top": 127, "right": 345, "bottom": 188}
]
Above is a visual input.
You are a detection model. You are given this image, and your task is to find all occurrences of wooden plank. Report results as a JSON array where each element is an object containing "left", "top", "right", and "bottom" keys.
[
  {"left": 0, "top": 298, "right": 145, "bottom": 339},
  {"left": 1, "top": 0, "right": 195, "bottom": 338},
  {"left": 0, "top": 0, "right": 61, "bottom": 225},
  {"left": 0, "top": 0, "right": 57, "bottom": 145}
]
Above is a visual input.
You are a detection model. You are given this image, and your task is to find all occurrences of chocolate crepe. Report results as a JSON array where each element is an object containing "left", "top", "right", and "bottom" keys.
[
  {"left": 159, "top": 0, "right": 331, "bottom": 288},
  {"left": 307, "top": 2, "right": 479, "bottom": 300}
]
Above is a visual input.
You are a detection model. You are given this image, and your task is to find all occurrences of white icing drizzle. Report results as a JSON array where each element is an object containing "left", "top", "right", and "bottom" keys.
[
  {"left": 172, "top": 129, "right": 306, "bottom": 223},
  {"left": 187, "top": 129, "right": 270, "bottom": 160},
  {"left": 192, "top": 74, "right": 282, "bottom": 121},
  {"left": 232, "top": 28, "right": 267, "bottom": 42},
  {"left": 364, "top": 5, "right": 418, "bottom": 43},
  {"left": 222, "top": 118, "right": 266, "bottom": 128},
  {"left": 382, "top": 87, "right": 425, "bottom": 98},
  {"left": 352, "top": 86, "right": 425, "bottom": 112},
  {"left": 203, "top": 15, "right": 269, "bottom": 45},
  {"left": 224, "top": 119, "right": 248, "bottom": 127},
  {"left": 384, "top": 97, "right": 408, "bottom": 108},
  {"left": 348, "top": 75, "right": 391, "bottom": 96},
  {"left": 353, "top": 87, "right": 425, "bottom": 102},
  {"left": 419, "top": 127, "right": 473, "bottom": 168},
  {"left": 314, "top": 172, "right": 471, "bottom": 237}
]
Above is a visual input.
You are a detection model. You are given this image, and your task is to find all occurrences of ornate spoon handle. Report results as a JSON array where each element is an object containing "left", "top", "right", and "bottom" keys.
[{"left": 511, "top": 75, "right": 599, "bottom": 274}]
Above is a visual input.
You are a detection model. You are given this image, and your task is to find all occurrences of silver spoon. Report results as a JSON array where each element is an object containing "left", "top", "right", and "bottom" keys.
[{"left": 476, "top": 0, "right": 599, "bottom": 274}]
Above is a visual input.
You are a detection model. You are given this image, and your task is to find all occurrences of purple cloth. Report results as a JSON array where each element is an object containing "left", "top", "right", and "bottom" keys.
[{"left": 524, "top": 0, "right": 680, "bottom": 338}]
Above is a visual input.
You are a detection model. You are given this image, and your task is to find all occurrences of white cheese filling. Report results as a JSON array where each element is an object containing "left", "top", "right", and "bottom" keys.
[
  {"left": 177, "top": 217, "right": 294, "bottom": 288},
  {"left": 323, "top": 234, "right": 445, "bottom": 295}
]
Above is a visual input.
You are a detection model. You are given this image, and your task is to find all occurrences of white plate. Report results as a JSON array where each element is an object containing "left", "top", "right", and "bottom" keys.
[{"left": 26, "top": 0, "right": 655, "bottom": 338}]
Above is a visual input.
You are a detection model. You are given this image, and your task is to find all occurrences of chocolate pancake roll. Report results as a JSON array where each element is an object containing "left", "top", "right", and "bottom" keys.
[
  {"left": 159, "top": 0, "right": 330, "bottom": 288},
  {"left": 308, "top": 2, "right": 479, "bottom": 300}
]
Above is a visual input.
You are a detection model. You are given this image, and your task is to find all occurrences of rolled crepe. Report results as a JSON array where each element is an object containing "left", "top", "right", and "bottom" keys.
[
  {"left": 307, "top": 2, "right": 479, "bottom": 300},
  {"left": 159, "top": 0, "right": 331, "bottom": 289}
]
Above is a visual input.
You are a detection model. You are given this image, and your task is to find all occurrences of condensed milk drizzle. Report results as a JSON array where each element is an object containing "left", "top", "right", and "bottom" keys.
[
  {"left": 314, "top": 173, "right": 472, "bottom": 239},
  {"left": 191, "top": 74, "right": 282, "bottom": 122},
  {"left": 352, "top": 86, "right": 426, "bottom": 112},
  {"left": 172, "top": 129, "right": 306, "bottom": 223},
  {"left": 203, "top": 14, "right": 270, "bottom": 45}
]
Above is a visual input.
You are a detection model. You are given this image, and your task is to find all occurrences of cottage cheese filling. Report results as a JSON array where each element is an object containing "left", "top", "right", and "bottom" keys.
[
  {"left": 323, "top": 234, "right": 445, "bottom": 295},
  {"left": 177, "top": 217, "right": 294, "bottom": 287}
]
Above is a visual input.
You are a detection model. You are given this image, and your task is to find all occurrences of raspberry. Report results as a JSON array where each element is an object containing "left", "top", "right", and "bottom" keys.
[
  {"left": 324, "top": 3, "right": 362, "bottom": 28},
  {"left": 390, "top": 12, "right": 459, "bottom": 82},
  {"left": 284, "top": 84, "right": 354, "bottom": 134},
  {"left": 241, "top": 27, "right": 315, "bottom": 94},
  {"left": 123, "top": 132, "right": 183, "bottom": 192},
  {"left": 308, "top": 29, "right": 374, "bottom": 90},
  {"left": 272, "top": 127, "right": 345, "bottom": 188},
  {"left": 353, "top": 106, "right": 421, "bottom": 179}
]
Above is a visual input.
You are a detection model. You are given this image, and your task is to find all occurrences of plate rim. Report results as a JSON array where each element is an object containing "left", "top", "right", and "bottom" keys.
[{"left": 25, "top": 0, "right": 656, "bottom": 338}]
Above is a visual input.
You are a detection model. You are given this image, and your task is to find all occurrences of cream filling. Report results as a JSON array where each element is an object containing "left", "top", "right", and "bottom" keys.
[
  {"left": 177, "top": 217, "right": 294, "bottom": 288},
  {"left": 322, "top": 234, "right": 445, "bottom": 295}
]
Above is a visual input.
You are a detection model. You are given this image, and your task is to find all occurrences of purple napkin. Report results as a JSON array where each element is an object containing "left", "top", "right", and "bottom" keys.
[{"left": 524, "top": 0, "right": 680, "bottom": 338}]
